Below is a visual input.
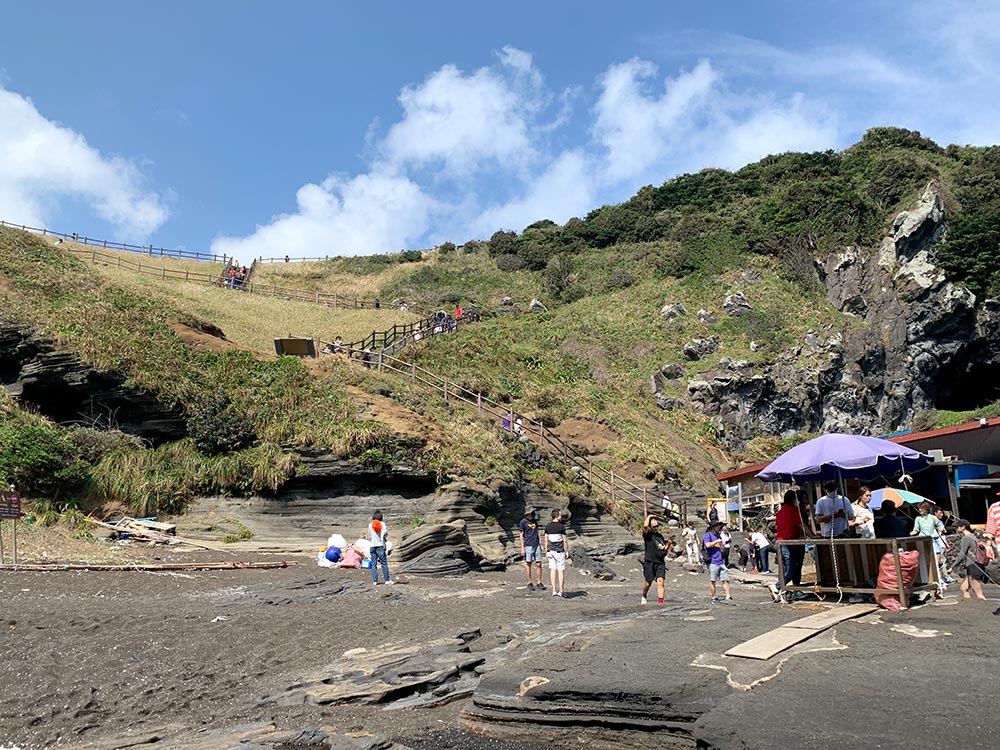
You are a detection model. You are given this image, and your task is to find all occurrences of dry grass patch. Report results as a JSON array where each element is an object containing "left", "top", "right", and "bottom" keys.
[
  {"left": 253, "top": 258, "right": 416, "bottom": 299},
  {"left": 81, "top": 265, "right": 420, "bottom": 353}
]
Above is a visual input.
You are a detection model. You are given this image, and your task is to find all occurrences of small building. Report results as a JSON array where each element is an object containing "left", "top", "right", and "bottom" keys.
[{"left": 716, "top": 417, "right": 1000, "bottom": 526}]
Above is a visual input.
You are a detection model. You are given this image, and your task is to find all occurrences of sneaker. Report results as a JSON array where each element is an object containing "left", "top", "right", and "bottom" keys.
[
  {"left": 383, "top": 580, "right": 395, "bottom": 586},
  {"left": 527, "top": 583, "right": 535, "bottom": 591},
  {"left": 712, "top": 597, "right": 720, "bottom": 604},
  {"left": 768, "top": 583, "right": 780, "bottom": 602},
  {"left": 724, "top": 596, "right": 734, "bottom": 603},
  {"left": 848, "top": 594, "right": 865, "bottom": 604},
  {"left": 943, "top": 577, "right": 956, "bottom": 584},
  {"left": 640, "top": 596, "right": 647, "bottom": 605},
  {"left": 558, "top": 592, "right": 565, "bottom": 598},
  {"left": 535, "top": 583, "right": 546, "bottom": 590},
  {"left": 791, "top": 591, "right": 808, "bottom": 601},
  {"left": 552, "top": 591, "right": 559, "bottom": 597},
  {"left": 372, "top": 581, "right": 379, "bottom": 586}
]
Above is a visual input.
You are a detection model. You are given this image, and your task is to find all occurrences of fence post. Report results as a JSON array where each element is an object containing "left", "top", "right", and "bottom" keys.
[
  {"left": 378, "top": 353, "right": 384, "bottom": 372},
  {"left": 443, "top": 379, "right": 448, "bottom": 403},
  {"left": 476, "top": 392, "right": 481, "bottom": 413},
  {"left": 610, "top": 471, "right": 616, "bottom": 506},
  {"left": 643, "top": 488, "right": 648, "bottom": 516},
  {"left": 91, "top": 249, "right": 96, "bottom": 263}
]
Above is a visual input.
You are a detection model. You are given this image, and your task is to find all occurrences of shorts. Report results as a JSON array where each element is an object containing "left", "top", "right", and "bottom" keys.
[
  {"left": 966, "top": 563, "right": 986, "bottom": 581},
  {"left": 547, "top": 550, "right": 566, "bottom": 571},
  {"left": 524, "top": 545, "right": 543, "bottom": 563},
  {"left": 709, "top": 563, "right": 730, "bottom": 583},
  {"left": 643, "top": 560, "right": 666, "bottom": 583}
]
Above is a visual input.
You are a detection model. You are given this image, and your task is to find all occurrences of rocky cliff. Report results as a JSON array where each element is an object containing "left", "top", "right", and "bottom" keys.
[
  {"left": 679, "top": 185, "right": 1000, "bottom": 449},
  {"left": 0, "top": 319, "right": 187, "bottom": 443}
]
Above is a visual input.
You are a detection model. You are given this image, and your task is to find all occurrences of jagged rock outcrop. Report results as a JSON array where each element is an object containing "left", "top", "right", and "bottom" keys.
[
  {"left": 660, "top": 302, "right": 687, "bottom": 321},
  {"left": 682, "top": 336, "right": 720, "bottom": 361},
  {"left": 722, "top": 292, "right": 753, "bottom": 316},
  {"left": 696, "top": 309, "right": 718, "bottom": 324},
  {"left": 394, "top": 520, "right": 479, "bottom": 575},
  {"left": 0, "top": 319, "right": 186, "bottom": 443},
  {"left": 679, "top": 184, "right": 1000, "bottom": 448}
]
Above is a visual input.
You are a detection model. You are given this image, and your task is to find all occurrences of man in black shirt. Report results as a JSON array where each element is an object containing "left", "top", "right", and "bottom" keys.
[
  {"left": 542, "top": 509, "right": 570, "bottom": 598},
  {"left": 518, "top": 508, "right": 545, "bottom": 590},
  {"left": 641, "top": 514, "right": 672, "bottom": 604}
]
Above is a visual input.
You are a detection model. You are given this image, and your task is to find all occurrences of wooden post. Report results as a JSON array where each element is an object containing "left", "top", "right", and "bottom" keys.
[
  {"left": 12, "top": 519, "right": 16, "bottom": 566},
  {"left": 946, "top": 465, "right": 960, "bottom": 518},
  {"left": 476, "top": 391, "right": 481, "bottom": 413},
  {"left": 643, "top": 488, "right": 648, "bottom": 516},
  {"left": 891, "top": 539, "right": 906, "bottom": 609},
  {"left": 610, "top": 470, "right": 616, "bottom": 505},
  {"left": 443, "top": 379, "right": 448, "bottom": 403},
  {"left": 378, "top": 353, "right": 383, "bottom": 372},
  {"left": 411, "top": 362, "right": 416, "bottom": 382},
  {"left": 91, "top": 249, "right": 96, "bottom": 262}
]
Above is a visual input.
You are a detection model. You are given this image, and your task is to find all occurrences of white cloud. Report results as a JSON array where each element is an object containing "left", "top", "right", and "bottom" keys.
[
  {"left": 472, "top": 151, "right": 596, "bottom": 235},
  {"left": 212, "top": 170, "right": 435, "bottom": 260},
  {"left": 0, "top": 86, "right": 168, "bottom": 238},
  {"left": 380, "top": 56, "right": 538, "bottom": 175},
  {"left": 594, "top": 59, "right": 718, "bottom": 183},
  {"left": 591, "top": 58, "right": 837, "bottom": 184},
  {"left": 216, "top": 47, "right": 557, "bottom": 259}
]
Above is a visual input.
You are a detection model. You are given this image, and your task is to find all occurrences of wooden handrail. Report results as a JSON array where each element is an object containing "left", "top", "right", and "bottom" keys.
[{"left": 0, "top": 219, "right": 225, "bottom": 262}]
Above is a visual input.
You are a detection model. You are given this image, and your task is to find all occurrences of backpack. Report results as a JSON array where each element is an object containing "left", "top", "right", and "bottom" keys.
[
  {"left": 974, "top": 541, "right": 991, "bottom": 567},
  {"left": 700, "top": 539, "right": 714, "bottom": 566}
]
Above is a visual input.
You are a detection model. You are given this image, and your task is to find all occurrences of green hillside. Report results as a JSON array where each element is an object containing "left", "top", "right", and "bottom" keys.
[{"left": 3, "top": 127, "right": 999, "bottom": 524}]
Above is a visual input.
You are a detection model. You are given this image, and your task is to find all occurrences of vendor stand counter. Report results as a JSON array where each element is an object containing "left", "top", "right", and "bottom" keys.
[{"left": 777, "top": 537, "right": 939, "bottom": 609}]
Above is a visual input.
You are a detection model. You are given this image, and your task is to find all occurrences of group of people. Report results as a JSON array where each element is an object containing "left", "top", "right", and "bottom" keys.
[
  {"left": 518, "top": 508, "right": 571, "bottom": 597},
  {"left": 223, "top": 262, "right": 249, "bottom": 289}
]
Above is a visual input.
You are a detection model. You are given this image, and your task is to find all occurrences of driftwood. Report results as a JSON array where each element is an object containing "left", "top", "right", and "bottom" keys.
[
  {"left": 0, "top": 561, "right": 298, "bottom": 572},
  {"left": 85, "top": 517, "right": 228, "bottom": 551}
]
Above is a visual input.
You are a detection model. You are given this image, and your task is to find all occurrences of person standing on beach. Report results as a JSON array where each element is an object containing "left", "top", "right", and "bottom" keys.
[
  {"left": 682, "top": 523, "right": 698, "bottom": 564},
  {"left": 703, "top": 521, "right": 732, "bottom": 603},
  {"left": 815, "top": 481, "right": 853, "bottom": 538},
  {"left": 640, "top": 514, "right": 672, "bottom": 605},
  {"left": 543, "top": 509, "right": 570, "bottom": 598},
  {"left": 518, "top": 508, "right": 545, "bottom": 591},
  {"left": 955, "top": 519, "right": 988, "bottom": 601},
  {"left": 368, "top": 511, "right": 394, "bottom": 585},
  {"left": 771, "top": 489, "right": 807, "bottom": 602}
]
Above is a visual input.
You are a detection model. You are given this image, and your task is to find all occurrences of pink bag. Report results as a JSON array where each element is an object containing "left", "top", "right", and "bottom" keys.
[
  {"left": 339, "top": 547, "right": 363, "bottom": 568},
  {"left": 875, "top": 550, "right": 920, "bottom": 611}
]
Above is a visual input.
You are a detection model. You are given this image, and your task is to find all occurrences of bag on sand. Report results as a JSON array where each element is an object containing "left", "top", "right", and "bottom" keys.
[{"left": 875, "top": 550, "right": 920, "bottom": 611}]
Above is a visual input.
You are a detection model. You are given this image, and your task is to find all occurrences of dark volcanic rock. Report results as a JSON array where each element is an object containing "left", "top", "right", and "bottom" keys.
[
  {"left": 0, "top": 319, "right": 186, "bottom": 443},
  {"left": 682, "top": 337, "right": 720, "bottom": 361},
  {"left": 395, "top": 520, "right": 480, "bottom": 575},
  {"left": 721, "top": 291, "right": 752, "bottom": 316},
  {"left": 679, "top": 184, "right": 1000, "bottom": 449}
]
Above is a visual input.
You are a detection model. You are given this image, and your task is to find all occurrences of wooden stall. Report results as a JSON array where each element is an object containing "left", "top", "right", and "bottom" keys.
[{"left": 777, "top": 536, "right": 939, "bottom": 609}]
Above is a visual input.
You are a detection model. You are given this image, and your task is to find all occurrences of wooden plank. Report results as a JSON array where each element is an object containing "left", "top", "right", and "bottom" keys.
[
  {"left": 724, "top": 627, "right": 818, "bottom": 660},
  {"left": 782, "top": 603, "right": 877, "bottom": 630},
  {"left": 725, "top": 604, "right": 877, "bottom": 660}
]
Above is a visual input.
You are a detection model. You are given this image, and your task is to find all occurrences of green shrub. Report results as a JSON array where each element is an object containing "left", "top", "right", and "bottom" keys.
[
  {"left": 0, "top": 420, "right": 86, "bottom": 501},
  {"left": 496, "top": 254, "right": 527, "bottom": 272},
  {"left": 438, "top": 241, "right": 456, "bottom": 256},
  {"left": 399, "top": 250, "right": 423, "bottom": 263},
  {"left": 187, "top": 390, "right": 257, "bottom": 456}
]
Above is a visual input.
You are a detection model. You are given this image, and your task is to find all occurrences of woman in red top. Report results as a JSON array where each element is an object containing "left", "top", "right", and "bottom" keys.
[{"left": 771, "top": 489, "right": 807, "bottom": 601}]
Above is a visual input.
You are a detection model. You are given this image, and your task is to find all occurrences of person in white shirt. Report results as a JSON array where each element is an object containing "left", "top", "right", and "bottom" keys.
[
  {"left": 682, "top": 524, "right": 698, "bottom": 564},
  {"left": 851, "top": 486, "right": 875, "bottom": 538},
  {"left": 815, "top": 481, "right": 854, "bottom": 538},
  {"left": 750, "top": 530, "right": 771, "bottom": 573}
]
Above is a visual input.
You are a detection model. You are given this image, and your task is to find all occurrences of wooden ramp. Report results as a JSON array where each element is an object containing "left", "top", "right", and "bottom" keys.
[{"left": 724, "top": 604, "right": 877, "bottom": 661}]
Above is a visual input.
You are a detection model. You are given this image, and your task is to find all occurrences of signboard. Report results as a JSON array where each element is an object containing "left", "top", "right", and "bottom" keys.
[{"left": 0, "top": 491, "right": 20, "bottom": 520}]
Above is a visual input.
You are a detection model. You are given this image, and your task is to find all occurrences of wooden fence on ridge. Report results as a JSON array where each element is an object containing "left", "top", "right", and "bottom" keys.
[
  {"left": 0, "top": 219, "right": 225, "bottom": 263},
  {"left": 63, "top": 245, "right": 427, "bottom": 315}
]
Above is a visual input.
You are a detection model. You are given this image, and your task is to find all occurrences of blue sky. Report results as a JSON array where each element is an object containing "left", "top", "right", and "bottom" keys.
[{"left": 2, "top": 1, "right": 998, "bottom": 261}]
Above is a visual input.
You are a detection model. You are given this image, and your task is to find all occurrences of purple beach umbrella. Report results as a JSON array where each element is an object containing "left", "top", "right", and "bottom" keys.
[{"left": 756, "top": 433, "right": 931, "bottom": 484}]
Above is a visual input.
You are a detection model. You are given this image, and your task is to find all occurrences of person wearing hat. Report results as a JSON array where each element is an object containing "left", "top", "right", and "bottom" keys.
[
  {"left": 955, "top": 519, "right": 989, "bottom": 601},
  {"left": 703, "top": 520, "right": 732, "bottom": 603},
  {"left": 518, "top": 508, "right": 545, "bottom": 591}
]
